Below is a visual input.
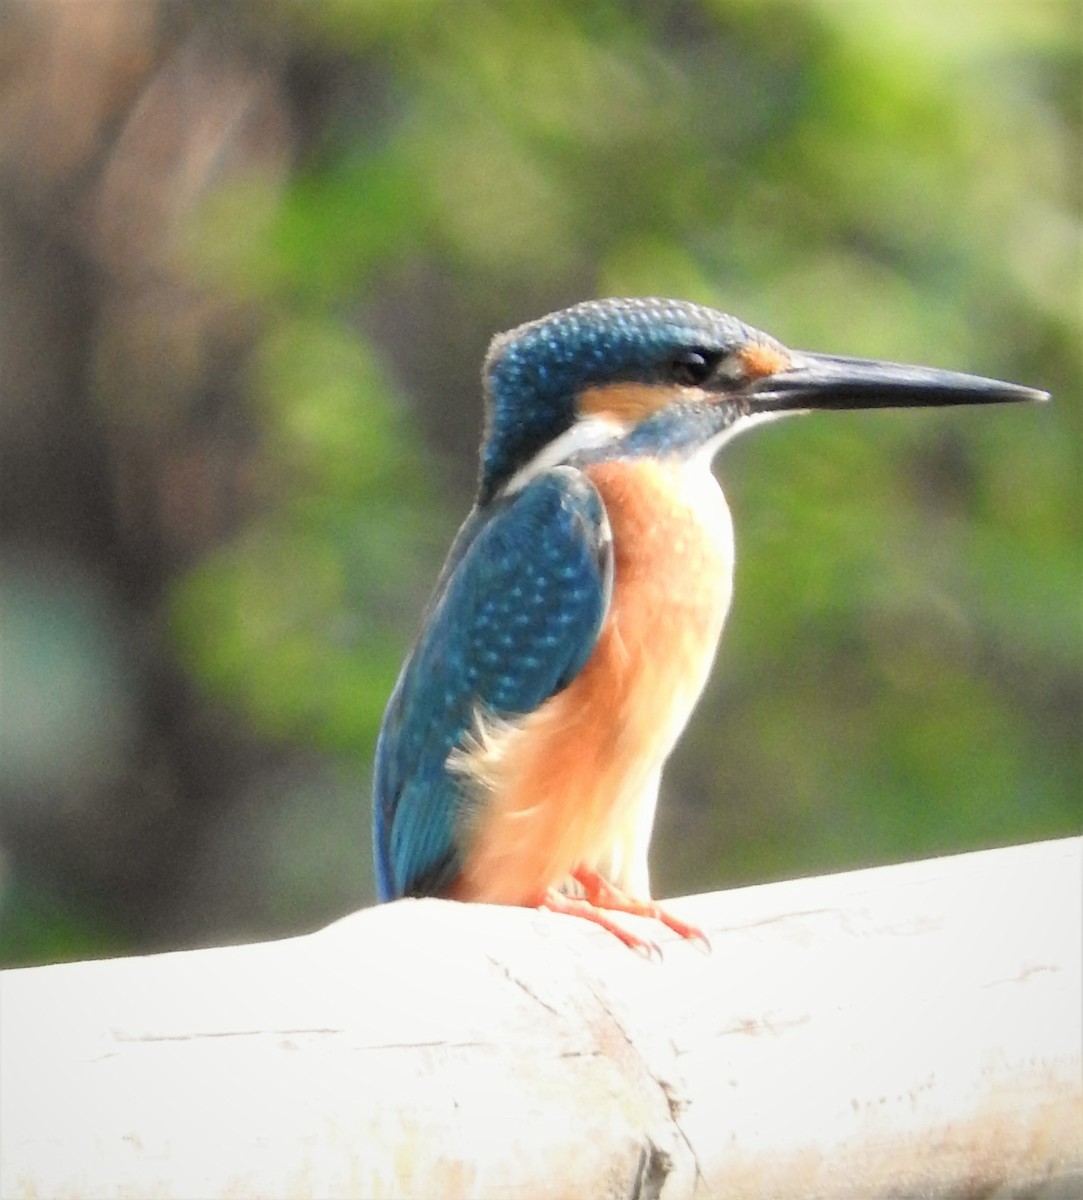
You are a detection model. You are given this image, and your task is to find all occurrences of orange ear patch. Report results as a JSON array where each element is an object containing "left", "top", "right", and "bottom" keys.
[
  {"left": 737, "top": 342, "right": 792, "bottom": 380},
  {"left": 577, "top": 382, "right": 676, "bottom": 423}
]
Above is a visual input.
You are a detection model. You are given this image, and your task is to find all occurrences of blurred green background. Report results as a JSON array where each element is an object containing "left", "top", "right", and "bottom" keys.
[{"left": 0, "top": 1, "right": 1078, "bottom": 966}]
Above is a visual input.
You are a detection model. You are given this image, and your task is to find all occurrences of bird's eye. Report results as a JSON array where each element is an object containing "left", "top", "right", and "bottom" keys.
[{"left": 669, "top": 349, "right": 715, "bottom": 387}]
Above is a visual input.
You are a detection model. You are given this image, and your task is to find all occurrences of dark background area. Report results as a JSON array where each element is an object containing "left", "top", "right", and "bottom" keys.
[{"left": 1, "top": 1, "right": 1079, "bottom": 966}]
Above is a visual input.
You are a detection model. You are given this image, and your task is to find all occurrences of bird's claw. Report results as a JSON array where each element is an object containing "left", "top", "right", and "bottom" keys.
[
  {"left": 538, "top": 888, "right": 662, "bottom": 957},
  {"left": 536, "top": 866, "right": 710, "bottom": 957}
]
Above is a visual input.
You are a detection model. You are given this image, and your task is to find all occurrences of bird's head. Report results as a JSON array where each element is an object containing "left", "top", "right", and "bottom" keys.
[{"left": 478, "top": 297, "right": 1046, "bottom": 504}]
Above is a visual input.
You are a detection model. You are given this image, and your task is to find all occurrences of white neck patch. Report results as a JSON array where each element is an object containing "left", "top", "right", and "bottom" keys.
[
  {"left": 501, "top": 415, "right": 626, "bottom": 497},
  {"left": 500, "top": 406, "right": 807, "bottom": 497}
]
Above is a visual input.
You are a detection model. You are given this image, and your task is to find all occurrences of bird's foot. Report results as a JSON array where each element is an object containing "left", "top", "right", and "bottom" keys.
[
  {"left": 572, "top": 866, "right": 711, "bottom": 953},
  {"left": 537, "top": 866, "right": 710, "bottom": 956},
  {"left": 538, "top": 887, "right": 663, "bottom": 959}
]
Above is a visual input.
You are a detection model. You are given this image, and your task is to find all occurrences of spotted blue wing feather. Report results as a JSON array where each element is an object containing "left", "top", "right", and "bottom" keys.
[{"left": 373, "top": 466, "right": 612, "bottom": 900}]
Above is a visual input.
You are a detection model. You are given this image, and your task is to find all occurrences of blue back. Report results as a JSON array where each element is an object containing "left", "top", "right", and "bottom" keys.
[{"left": 373, "top": 466, "right": 612, "bottom": 899}]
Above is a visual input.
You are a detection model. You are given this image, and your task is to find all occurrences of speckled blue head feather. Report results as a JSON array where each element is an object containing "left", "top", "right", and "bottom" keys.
[{"left": 479, "top": 297, "right": 757, "bottom": 504}]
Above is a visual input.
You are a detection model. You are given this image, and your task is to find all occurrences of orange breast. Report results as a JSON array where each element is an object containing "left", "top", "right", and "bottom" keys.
[{"left": 453, "top": 458, "right": 735, "bottom": 905}]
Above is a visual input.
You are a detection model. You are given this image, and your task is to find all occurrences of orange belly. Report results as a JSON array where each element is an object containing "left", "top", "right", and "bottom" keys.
[{"left": 452, "top": 458, "right": 734, "bottom": 905}]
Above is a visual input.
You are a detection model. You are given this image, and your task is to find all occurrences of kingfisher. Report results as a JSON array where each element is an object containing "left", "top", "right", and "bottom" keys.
[{"left": 373, "top": 297, "right": 1046, "bottom": 952}]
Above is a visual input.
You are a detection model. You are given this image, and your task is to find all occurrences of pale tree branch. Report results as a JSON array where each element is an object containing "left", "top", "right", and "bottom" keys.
[{"left": 2, "top": 837, "right": 1080, "bottom": 1199}]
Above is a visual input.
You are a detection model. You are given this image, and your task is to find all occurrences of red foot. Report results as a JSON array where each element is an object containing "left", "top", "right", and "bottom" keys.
[
  {"left": 539, "top": 888, "right": 661, "bottom": 957},
  {"left": 537, "top": 866, "right": 710, "bottom": 957}
]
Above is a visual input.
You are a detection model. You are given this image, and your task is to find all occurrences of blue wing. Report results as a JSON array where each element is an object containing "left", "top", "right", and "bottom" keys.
[{"left": 373, "top": 466, "right": 613, "bottom": 900}]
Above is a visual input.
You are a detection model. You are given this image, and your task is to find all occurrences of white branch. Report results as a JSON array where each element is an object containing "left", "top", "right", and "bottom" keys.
[{"left": 2, "top": 837, "right": 1080, "bottom": 1199}]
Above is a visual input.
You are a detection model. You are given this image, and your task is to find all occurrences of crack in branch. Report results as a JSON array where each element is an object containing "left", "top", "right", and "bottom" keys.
[
  {"left": 485, "top": 954, "right": 564, "bottom": 1018},
  {"left": 583, "top": 979, "right": 707, "bottom": 1196}
]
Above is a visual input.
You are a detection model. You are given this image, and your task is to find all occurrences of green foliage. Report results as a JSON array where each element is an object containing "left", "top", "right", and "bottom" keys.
[
  {"left": 172, "top": 319, "right": 443, "bottom": 754},
  {"left": 0, "top": 880, "right": 130, "bottom": 969}
]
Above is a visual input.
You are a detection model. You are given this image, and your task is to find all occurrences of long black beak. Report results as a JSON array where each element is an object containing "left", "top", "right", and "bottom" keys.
[{"left": 747, "top": 351, "right": 1049, "bottom": 414}]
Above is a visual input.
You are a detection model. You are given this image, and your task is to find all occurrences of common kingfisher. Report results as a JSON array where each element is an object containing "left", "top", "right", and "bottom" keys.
[{"left": 373, "top": 297, "right": 1046, "bottom": 951}]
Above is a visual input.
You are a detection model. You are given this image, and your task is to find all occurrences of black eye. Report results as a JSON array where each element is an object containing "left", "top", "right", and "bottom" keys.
[{"left": 669, "top": 348, "right": 715, "bottom": 387}]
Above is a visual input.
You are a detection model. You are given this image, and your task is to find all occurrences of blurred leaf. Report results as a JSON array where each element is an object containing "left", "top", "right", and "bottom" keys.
[{"left": 171, "top": 318, "right": 443, "bottom": 754}]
